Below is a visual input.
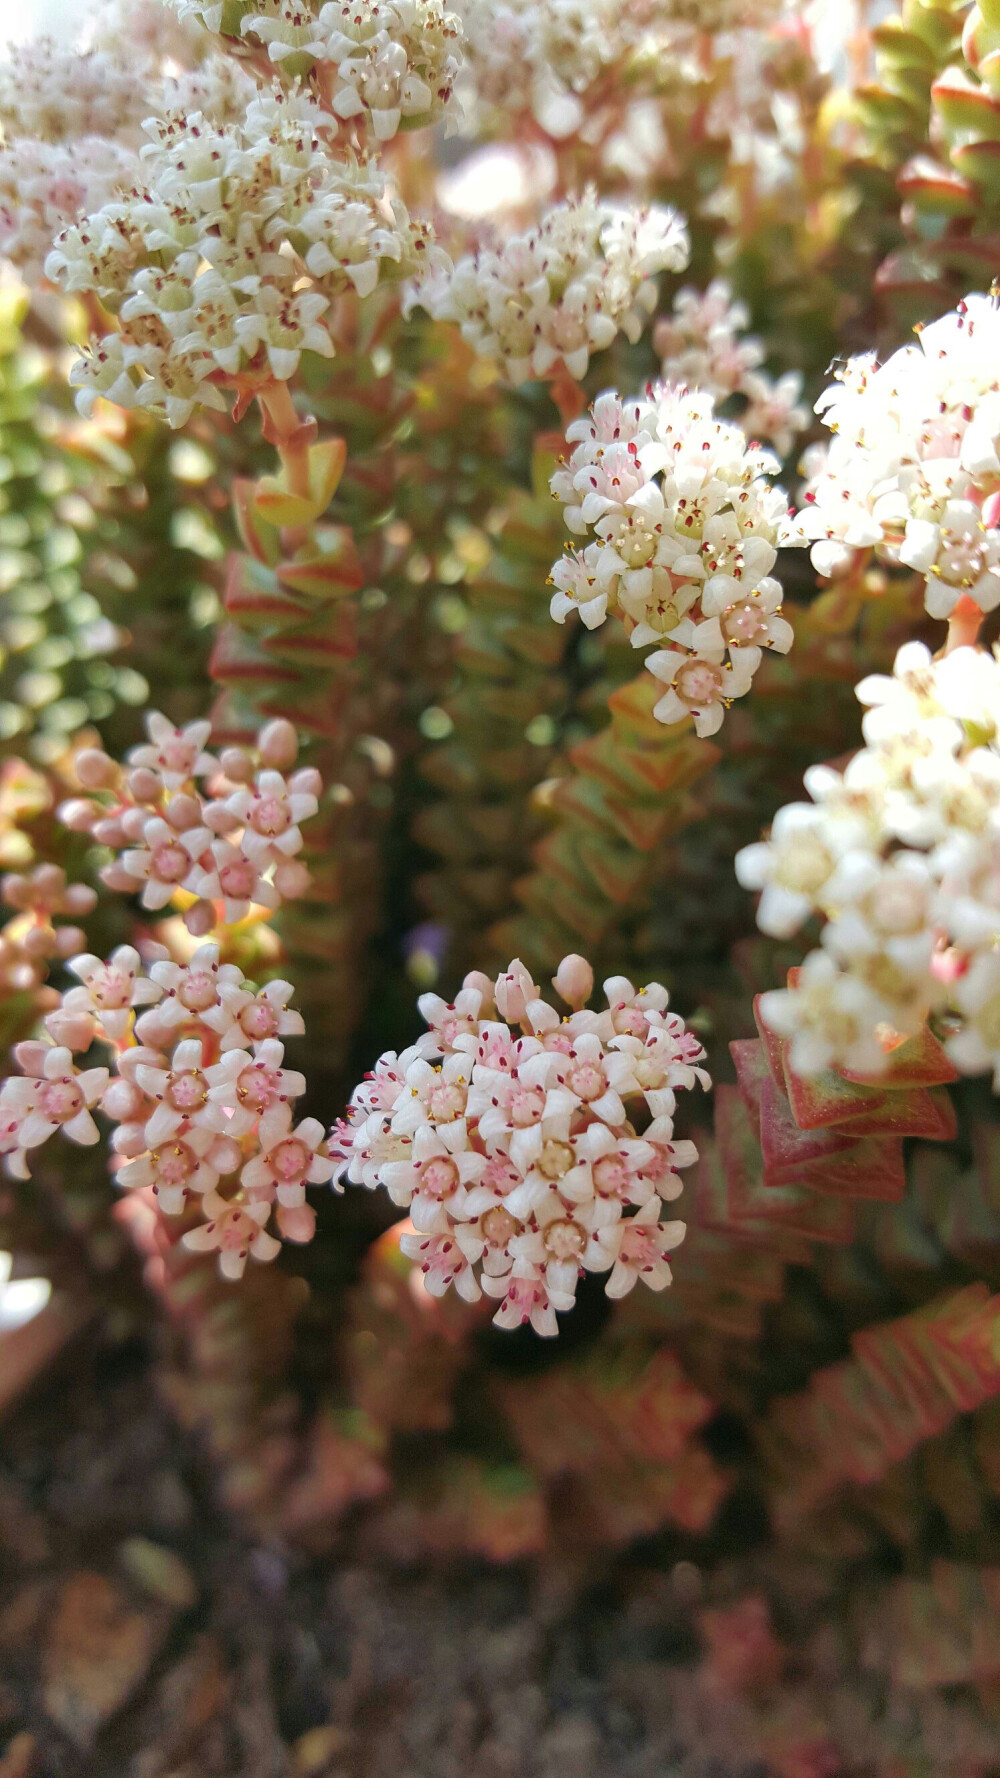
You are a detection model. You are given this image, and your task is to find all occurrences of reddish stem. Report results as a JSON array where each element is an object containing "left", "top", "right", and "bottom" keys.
[{"left": 941, "top": 592, "right": 983, "bottom": 657}]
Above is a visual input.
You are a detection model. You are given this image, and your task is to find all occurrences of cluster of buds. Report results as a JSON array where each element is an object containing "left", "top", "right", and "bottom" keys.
[
  {"left": 47, "top": 95, "right": 440, "bottom": 427},
  {"left": 654, "top": 279, "right": 808, "bottom": 461},
  {"left": 800, "top": 291, "right": 1000, "bottom": 625},
  {"left": 169, "top": 0, "right": 463, "bottom": 140},
  {"left": 737, "top": 641, "right": 1000, "bottom": 1083},
  {"left": 405, "top": 192, "right": 689, "bottom": 386},
  {"left": 332, "top": 954, "right": 709, "bottom": 1336},
  {"left": 60, "top": 712, "right": 321, "bottom": 935},
  {"left": 0, "top": 939, "right": 334, "bottom": 1277},
  {"left": 0, "top": 866, "right": 96, "bottom": 1001},
  {"left": 548, "top": 385, "right": 806, "bottom": 736}
]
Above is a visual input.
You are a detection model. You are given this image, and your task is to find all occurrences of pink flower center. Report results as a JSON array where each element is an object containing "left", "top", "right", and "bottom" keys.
[
  {"left": 250, "top": 795, "right": 290, "bottom": 837},
  {"left": 218, "top": 858, "right": 256, "bottom": 899},
  {"left": 566, "top": 1061, "right": 605, "bottom": 1102},
  {"left": 723, "top": 602, "right": 770, "bottom": 645},
  {"left": 613, "top": 1006, "right": 649, "bottom": 1037},
  {"left": 167, "top": 1069, "right": 208, "bottom": 1113},
  {"left": 619, "top": 1224, "right": 663, "bottom": 1269},
  {"left": 543, "top": 1218, "right": 585, "bottom": 1262},
  {"left": 482, "top": 1205, "right": 518, "bottom": 1247},
  {"left": 593, "top": 1154, "right": 630, "bottom": 1197},
  {"left": 153, "top": 1141, "right": 196, "bottom": 1187},
  {"left": 675, "top": 659, "right": 724, "bottom": 707},
  {"left": 152, "top": 841, "right": 192, "bottom": 884},
  {"left": 420, "top": 1235, "right": 457, "bottom": 1281},
  {"left": 180, "top": 971, "right": 218, "bottom": 1012},
  {"left": 38, "top": 1079, "right": 84, "bottom": 1123},
  {"left": 239, "top": 1000, "right": 279, "bottom": 1041},
  {"left": 237, "top": 1066, "right": 282, "bottom": 1114},
  {"left": 427, "top": 1081, "right": 466, "bottom": 1122},
  {"left": 90, "top": 967, "right": 132, "bottom": 1009},
  {"left": 541, "top": 1031, "right": 574, "bottom": 1054},
  {"left": 270, "top": 1137, "right": 310, "bottom": 1185},
  {"left": 419, "top": 1156, "right": 459, "bottom": 1198},
  {"left": 481, "top": 1157, "right": 520, "bottom": 1196},
  {"left": 215, "top": 1207, "right": 253, "bottom": 1251},
  {"left": 508, "top": 1083, "right": 545, "bottom": 1126},
  {"left": 642, "top": 1143, "right": 676, "bottom": 1186},
  {"left": 160, "top": 738, "right": 196, "bottom": 774}
]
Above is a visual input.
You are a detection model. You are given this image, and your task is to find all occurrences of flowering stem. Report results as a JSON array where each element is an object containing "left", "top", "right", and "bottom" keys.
[
  {"left": 257, "top": 380, "right": 313, "bottom": 504},
  {"left": 942, "top": 592, "right": 984, "bottom": 657}
]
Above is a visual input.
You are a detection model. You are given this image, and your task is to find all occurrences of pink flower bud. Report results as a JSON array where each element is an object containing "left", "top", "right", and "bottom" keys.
[
  {"left": 120, "top": 807, "right": 149, "bottom": 842},
  {"left": 112, "top": 1125, "right": 148, "bottom": 1158},
  {"left": 552, "top": 954, "right": 594, "bottom": 1010},
  {"left": 54, "top": 927, "right": 88, "bottom": 959},
  {"left": 92, "top": 817, "right": 128, "bottom": 847},
  {"left": 101, "top": 1077, "right": 144, "bottom": 1121},
  {"left": 463, "top": 969, "right": 495, "bottom": 1017},
  {"left": 494, "top": 959, "right": 539, "bottom": 1026},
  {"left": 272, "top": 859, "right": 311, "bottom": 900},
  {"left": 58, "top": 798, "right": 100, "bottom": 833},
  {"left": 32, "top": 865, "right": 65, "bottom": 899},
  {"left": 62, "top": 883, "right": 98, "bottom": 917},
  {"left": 118, "top": 1045, "right": 165, "bottom": 1081},
  {"left": 209, "top": 1135, "right": 242, "bottom": 1176},
  {"left": 133, "top": 1009, "right": 176, "bottom": 1048},
  {"left": 1, "top": 874, "right": 31, "bottom": 910},
  {"left": 21, "top": 926, "right": 56, "bottom": 961},
  {"left": 75, "top": 748, "right": 118, "bottom": 790},
  {"left": 220, "top": 747, "right": 254, "bottom": 783},
  {"left": 258, "top": 719, "right": 299, "bottom": 771},
  {"left": 183, "top": 898, "right": 217, "bottom": 938},
  {"left": 165, "top": 793, "right": 203, "bottom": 832},
  {"left": 276, "top": 1201, "right": 316, "bottom": 1244},
  {"left": 13, "top": 1040, "right": 48, "bottom": 1075},
  {"left": 101, "top": 863, "right": 143, "bottom": 893},
  {"left": 203, "top": 802, "right": 238, "bottom": 834},
  {"left": 125, "top": 767, "right": 163, "bottom": 804},
  {"left": 45, "top": 1008, "right": 97, "bottom": 1051},
  {"left": 288, "top": 766, "right": 321, "bottom": 798}
]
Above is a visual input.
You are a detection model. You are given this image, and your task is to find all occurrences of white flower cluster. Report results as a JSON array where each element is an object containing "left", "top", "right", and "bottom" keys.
[
  {"left": 405, "top": 192, "right": 689, "bottom": 386},
  {"left": 45, "top": 99, "right": 438, "bottom": 426},
  {"left": 548, "top": 384, "right": 806, "bottom": 736},
  {"left": 332, "top": 954, "right": 708, "bottom": 1336},
  {"left": 168, "top": 0, "right": 463, "bottom": 141},
  {"left": 654, "top": 279, "right": 807, "bottom": 460},
  {"left": 0, "top": 138, "right": 138, "bottom": 289},
  {"left": 60, "top": 712, "right": 320, "bottom": 930},
  {"left": 737, "top": 641, "right": 1000, "bottom": 1084},
  {"left": 0, "top": 942, "right": 334, "bottom": 1278},
  {"left": 801, "top": 292, "right": 1000, "bottom": 624}
]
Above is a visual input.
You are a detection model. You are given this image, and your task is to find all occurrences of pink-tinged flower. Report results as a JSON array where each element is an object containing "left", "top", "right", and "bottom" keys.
[
  {"left": 240, "top": 1106, "right": 335, "bottom": 1207},
  {"left": 493, "top": 958, "right": 540, "bottom": 1026},
  {"left": 416, "top": 984, "right": 484, "bottom": 1053},
  {"left": 194, "top": 838, "right": 280, "bottom": 924},
  {"left": 645, "top": 646, "right": 757, "bottom": 737},
  {"left": 182, "top": 1189, "right": 281, "bottom": 1281},
  {"left": 585, "top": 1199, "right": 686, "bottom": 1297},
  {"left": 146, "top": 943, "right": 246, "bottom": 1030},
  {"left": 200, "top": 975, "right": 304, "bottom": 1051},
  {"left": 481, "top": 1263, "right": 560, "bottom": 1337},
  {"left": 639, "top": 1115, "right": 699, "bottom": 1202},
  {"left": 222, "top": 768, "right": 319, "bottom": 867},
  {"left": 549, "top": 1030, "right": 631, "bottom": 1125},
  {"left": 62, "top": 945, "right": 162, "bottom": 1040},
  {"left": 206, "top": 1040, "right": 306, "bottom": 1140},
  {"left": 602, "top": 973, "right": 670, "bottom": 1038},
  {"left": 556, "top": 1122, "right": 659, "bottom": 1226},
  {"left": 507, "top": 1195, "right": 591, "bottom": 1305},
  {"left": 121, "top": 813, "right": 213, "bottom": 911},
  {"left": 0, "top": 1045, "right": 109, "bottom": 1176},
  {"left": 128, "top": 712, "right": 216, "bottom": 791},
  {"left": 399, "top": 1227, "right": 481, "bottom": 1301},
  {"left": 133, "top": 1039, "right": 230, "bottom": 1147},
  {"left": 389, "top": 1052, "right": 471, "bottom": 1142},
  {"left": 381, "top": 1124, "right": 485, "bottom": 1229},
  {"left": 116, "top": 1128, "right": 242, "bottom": 1215}
]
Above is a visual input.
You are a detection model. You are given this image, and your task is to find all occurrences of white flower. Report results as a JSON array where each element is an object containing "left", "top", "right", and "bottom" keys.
[
  {"left": 194, "top": 839, "right": 280, "bottom": 925},
  {"left": 182, "top": 1189, "right": 282, "bottom": 1281},
  {"left": 584, "top": 1197, "right": 685, "bottom": 1297},
  {"left": 240, "top": 1106, "right": 336, "bottom": 1205},
  {"left": 0, "top": 1046, "right": 109, "bottom": 1178},
  {"left": 646, "top": 646, "right": 757, "bottom": 737},
  {"left": 117, "top": 1128, "right": 242, "bottom": 1216},
  {"left": 120, "top": 814, "right": 214, "bottom": 911},
  {"left": 63, "top": 945, "right": 162, "bottom": 1041}
]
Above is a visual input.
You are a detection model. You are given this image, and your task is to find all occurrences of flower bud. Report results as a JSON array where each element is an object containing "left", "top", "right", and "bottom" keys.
[
  {"left": 92, "top": 816, "right": 128, "bottom": 847},
  {"left": 463, "top": 969, "right": 495, "bottom": 1017},
  {"left": 125, "top": 767, "right": 163, "bottom": 803},
  {"left": 101, "top": 1077, "right": 145, "bottom": 1122},
  {"left": 62, "top": 883, "right": 98, "bottom": 917},
  {"left": 258, "top": 719, "right": 298, "bottom": 771},
  {"left": 133, "top": 1009, "right": 176, "bottom": 1048},
  {"left": 112, "top": 1125, "right": 148, "bottom": 1158},
  {"left": 276, "top": 1201, "right": 316, "bottom": 1244},
  {"left": 22, "top": 926, "right": 56, "bottom": 961},
  {"left": 203, "top": 802, "right": 238, "bottom": 834},
  {"left": 101, "top": 862, "right": 142, "bottom": 893},
  {"left": 0, "top": 874, "right": 31, "bottom": 910},
  {"left": 14, "top": 1040, "right": 49, "bottom": 1075},
  {"left": 58, "top": 798, "right": 100, "bottom": 833},
  {"left": 120, "top": 807, "right": 148, "bottom": 842},
  {"left": 288, "top": 766, "right": 322, "bottom": 799},
  {"left": 45, "top": 1008, "right": 97, "bottom": 1052},
  {"left": 272, "top": 859, "right": 311, "bottom": 900},
  {"left": 32, "top": 864, "right": 65, "bottom": 900},
  {"left": 220, "top": 747, "right": 254, "bottom": 783},
  {"left": 494, "top": 958, "right": 538, "bottom": 1025},
  {"left": 75, "top": 748, "right": 118, "bottom": 790},
  {"left": 553, "top": 954, "right": 594, "bottom": 1010},
  {"left": 183, "top": 898, "right": 217, "bottom": 938},
  {"left": 54, "top": 926, "right": 88, "bottom": 959},
  {"left": 165, "top": 793, "right": 203, "bottom": 832}
]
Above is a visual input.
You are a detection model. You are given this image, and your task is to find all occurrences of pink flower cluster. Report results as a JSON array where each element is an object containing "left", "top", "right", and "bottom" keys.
[
  {"left": 332, "top": 954, "right": 709, "bottom": 1336},
  {"left": 60, "top": 712, "right": 321, "bottom": 934},
  {"left": 0, "top": 939, "right": 335, "bottom": 1279}
]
